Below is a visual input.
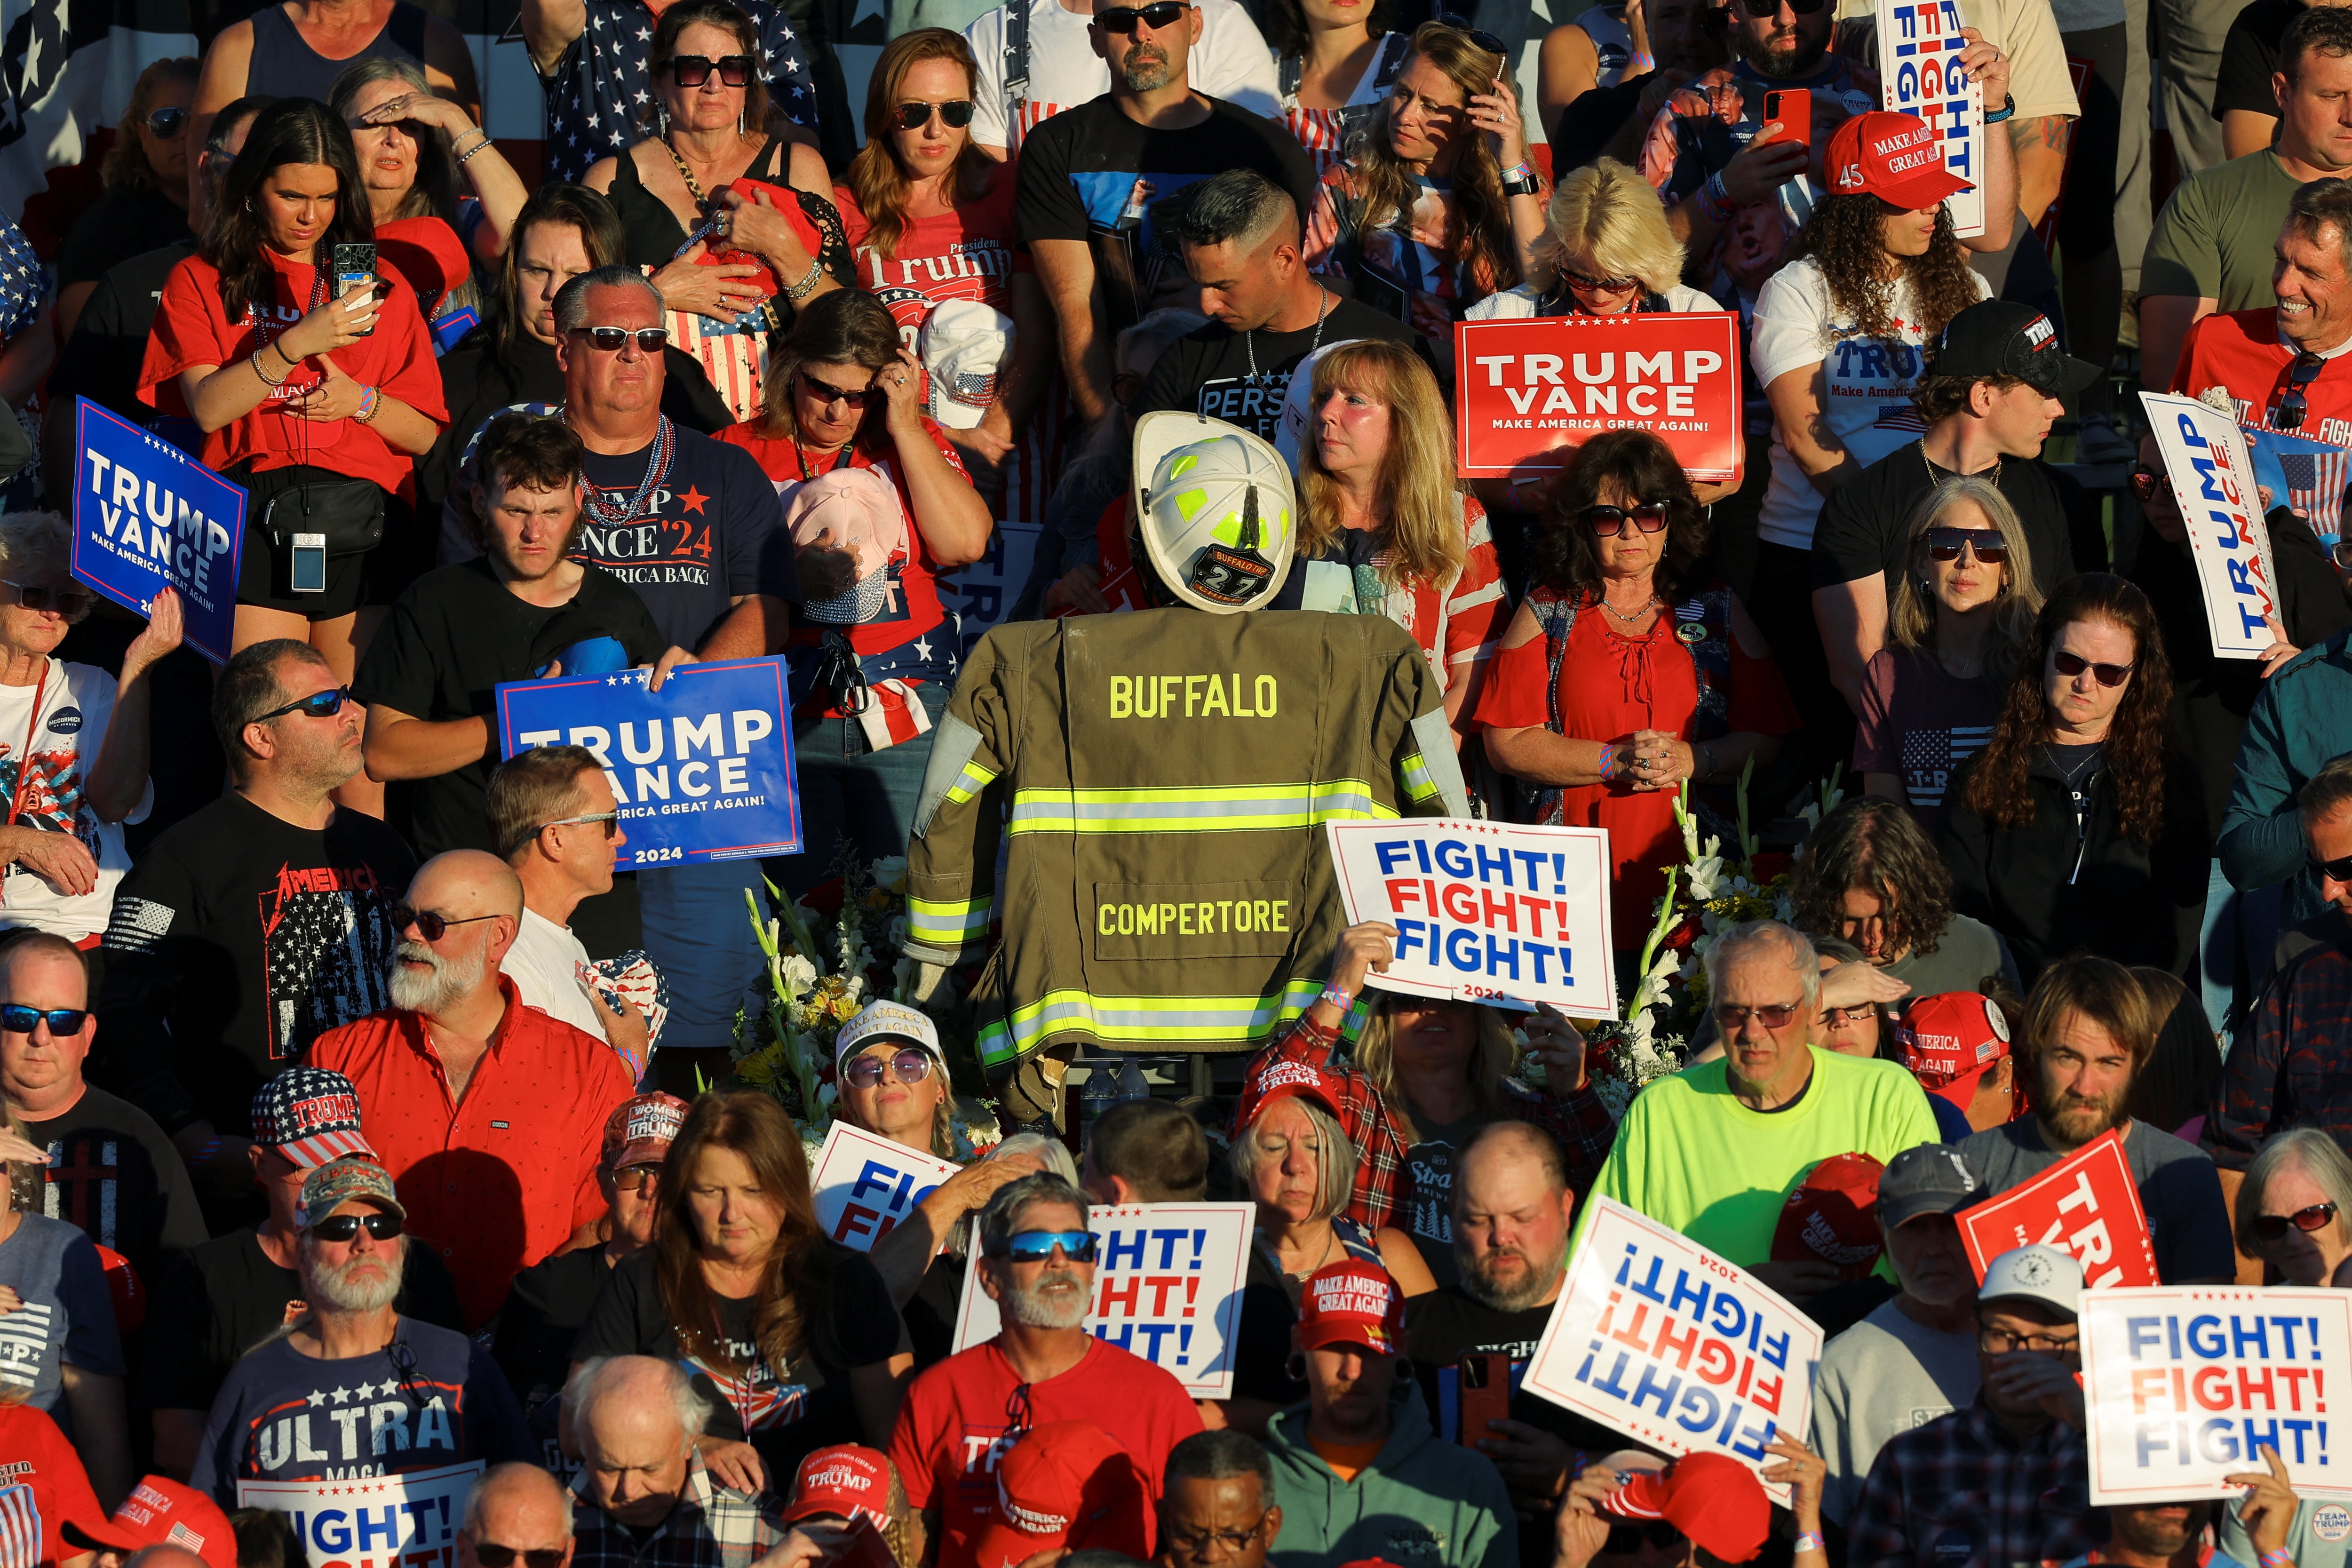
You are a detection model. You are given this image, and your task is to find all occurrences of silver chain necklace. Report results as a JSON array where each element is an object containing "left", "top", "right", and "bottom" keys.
[{"left": 1245, "top": 286, "right": 1332, "bottom": 379}]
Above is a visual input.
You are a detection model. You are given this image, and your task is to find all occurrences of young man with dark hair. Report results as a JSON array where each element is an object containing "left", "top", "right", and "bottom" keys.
[{"left": 1081, "top": 1098, "right": 1209, "bottom": 1204}]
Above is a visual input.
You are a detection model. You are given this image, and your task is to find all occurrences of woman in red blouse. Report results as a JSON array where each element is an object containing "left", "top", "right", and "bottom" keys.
[{"left": 1474, "top": 430, "right": 1796, "bottom": 951}]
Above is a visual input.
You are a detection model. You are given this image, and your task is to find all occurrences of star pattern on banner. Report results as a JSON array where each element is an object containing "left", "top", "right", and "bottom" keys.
[{"left": 544, "top": 0, "right": 816, "bottom": 184}]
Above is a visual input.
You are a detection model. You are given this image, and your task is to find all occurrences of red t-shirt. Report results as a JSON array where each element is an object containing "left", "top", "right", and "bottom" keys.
[
  {"left": 888, "top": 1337, "right": 1202, "bottom": 1568},
  {"left": 0, "top": 1402, "right": 103, "bottom": 1568},
  {"left": 833, "top": 173, "right": 1028, "bottom": 339},
  {"left": 2172, "top": 307, "right": 2352, "bottom": 446},
  {"left": 137, "top": 247, "right": 449, "bottom": 493}
]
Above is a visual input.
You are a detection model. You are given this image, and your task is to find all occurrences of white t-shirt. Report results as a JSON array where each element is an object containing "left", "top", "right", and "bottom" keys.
[
  {"left": 965, "top": 0, "right": 1283, "bottom": 153},
  {"left": 0, "top": 660, "right": 148, "bottom": 940},
  {"left": 1748, "top": 255, "right": 1990, "bottom": 550},
  {"left": 502, "top": 906, "right": 609, "bottom": 1040},
  {"left": 1463, "top": 283, "right": 1722, "bottom": 318}
]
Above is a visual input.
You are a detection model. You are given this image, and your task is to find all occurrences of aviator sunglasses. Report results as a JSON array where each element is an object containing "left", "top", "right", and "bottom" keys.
[{"left": 893, "top": 99, "right": 977, "bottom": 129}]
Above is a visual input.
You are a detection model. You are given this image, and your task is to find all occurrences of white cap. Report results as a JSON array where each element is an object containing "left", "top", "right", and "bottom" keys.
[
  {"left": 919, "top": 300, "right": 1011, "bottom": 430},
  {"left": 1131, "top": 410, "right": 1296, "bottom": 614},
  {"left": 1273, "top": 340, "right": 1366, "bottom": 470},
  {"left": 1979, "top": 1243, "right": 2083, "bottom": 1317},
  {"left": 835, "top": 999, "right": 944, "bottom": 1069}
]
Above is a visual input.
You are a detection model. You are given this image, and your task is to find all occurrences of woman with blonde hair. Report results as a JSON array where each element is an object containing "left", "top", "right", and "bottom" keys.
[
  {"left": 1856, "top": 477, "right": 2042, "bottom": 834},
  {"left": 1301, "top": 21, "right": 1546, "bottom": 360},
  {"left": 59, "top": 56, "right": 197, "bottom": 342}
]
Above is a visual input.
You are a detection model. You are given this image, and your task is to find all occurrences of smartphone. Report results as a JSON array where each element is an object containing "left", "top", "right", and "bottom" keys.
[
  {"left": 331, "top": 242, "right": 378, "bottom": 336},
  {"left": 289, "top": 531, "right": 327, "bottom": 595},
  {"left": 1458, "top": 1352, "right": 1512, "bottom": 1447},
  {"left": 1761, "top": 88, "right": 1812, "bottom": 150}
]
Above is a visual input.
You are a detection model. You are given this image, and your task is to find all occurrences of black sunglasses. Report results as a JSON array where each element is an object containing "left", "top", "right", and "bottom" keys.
[
  {"left": 469, "top": 1547, "right": 564, "bottom": 1568},
  {"left": 390, "top": 903, "right": 504, "bottom": 942},
  {"left": 1605, "top": 1522, "right": 1681, "bottom": 1555},
  {"left": 1435, "top": 13, "right": 1508, "bottom": 51},
  {"left": 801, "top": 368, "right": 877, "bottom": 407},
  {"left": 1925, "top": 527, "right": 2009, "bottom": 563},
  {"left": 892, "top": 99, "right": 977, "bottom": 129},
  {"left": 1562, "top": 266, "right": 1640, "bottom": 292},
  {"left": 2128, "top": 465, "right": 2163, "bottom": 503},
  {"left": 574, "top": 325, "right": 669, "bottom": 353},
  {"left": 147, "top": 105, "right": 188, "bottom": 138},
  {"left": 2277, "top": 350, "right": 2327, "bottom": 432},
  {"left": 254, "top": 685, "right": 351, "bottom": 723},
  {"left": 2253, "top": 1201, "right": 2339, "bottom": 1241},
  {"left": 1583, "top": 503, "right": 1670, "bottom": 537},
  {"left": 0, "top": 1004, "right": 86, "bottom": 1036},
  {"left": 1729, "top": 0, "right": 1828, "bottom": 16},
  {"left": 309, "top": 1211, "right": 404, "bottom": 1242},
  {"left": 1096, "top": 2, "right": 1187, "bottom": 31},
  {"left": 670, "top": 53, "right": 755, "bottom": 87},
  {"left": 2052, "top": 650, "right": 2134, "bottom": 687},
  {"left": 4, "top": 580, "right": 95, "bottom": 617},
  {"left": 2312, "top": 850, "right": 2352, "bottom": 883},
  {"left": 845, "top": 1047, "right": 936, "bottom": 1088}
]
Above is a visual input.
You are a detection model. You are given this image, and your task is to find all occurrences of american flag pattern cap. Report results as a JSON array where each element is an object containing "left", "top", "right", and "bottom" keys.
[{"left": 251, "top": 1067, "right": 377, "bottom": 1169}]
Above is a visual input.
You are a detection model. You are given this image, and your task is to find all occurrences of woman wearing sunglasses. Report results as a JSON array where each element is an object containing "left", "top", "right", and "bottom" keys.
[
  {"left": 1938, "top": 574, "right": 2209, "bottom": 985},
  {"left": 57, "top": 57, "right": 197, "bottom": 346},
  {"left": 2232, "top": 1128, "right": 2352, "bottom": 1287},
  {"left": 1853, "top": 477, "right": 2042, "bottom": 836},
  {"left": 834, "top": 30, "right": 1053, "bottom": 493},
  {"left": 1475, "top": 429, "right": 1796, "bottom": 952},
  {"left": 584, "top": 0, "right": 849, "bottom": 422},
  {"left": 715, "top": 290, "right": 990, "bottom": 886}
]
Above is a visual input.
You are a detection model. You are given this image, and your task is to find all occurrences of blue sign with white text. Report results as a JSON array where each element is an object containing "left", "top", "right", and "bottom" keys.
[
  {"left": 495, "top": 657, "right": 802, "bottom": 864},
  {"left": 71, "top": 397, "right": 246, "bottom": 663}
]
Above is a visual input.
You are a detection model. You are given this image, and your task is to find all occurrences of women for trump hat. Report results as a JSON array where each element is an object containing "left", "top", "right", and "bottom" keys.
[
  {"left": 1828, "top": 110, "right": 1971, "bottom": 210},
  {"left": 1296, "top": 1259, "right": 1407, "bottom": 1354}
]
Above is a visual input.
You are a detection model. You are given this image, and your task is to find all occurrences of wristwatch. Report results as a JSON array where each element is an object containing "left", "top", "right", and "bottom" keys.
[{"left": 1501, "top": 159, "right": 1542, "bottom": 198}]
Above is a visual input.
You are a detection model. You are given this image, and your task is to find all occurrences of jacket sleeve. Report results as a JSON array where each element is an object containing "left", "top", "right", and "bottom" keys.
[
  {"left": 1934, "top": 763, "right": 2000, "bottom": 935},
  {"left": 1844, "top": 1444, "right": 1913, "bottom": 1568},
  {"left": 2201, "top": 965, "right": 2291, "bottom": 1170},
  {"left": 2219, "top": 676, "right": 2312, "bottom": 893},
  {"left": 1386, "top": 636, "right": 1471, "bottom": 818},
  {"left": 906, "top": 637, "right": 1016, "bottom": 963}
]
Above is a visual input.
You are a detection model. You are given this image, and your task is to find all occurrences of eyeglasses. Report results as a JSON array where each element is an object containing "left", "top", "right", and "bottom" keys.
[
  {"left": 0, "top": 1004, "right": 86, "bottom": 1036},
  {"left": 2128, "top": 465, "right": 2164, "bottom": 503},
  {"left": 573, "top": 325, "right": 669, "bottom": 353},
  {"left": 1562, "top": 266, "right": 1641, "bottom": 293},
  {"left": 1978, "top": 1324, "right": 2080, "bottom": 1356},
  {"left": 253, "top": 685, "right": 351, "bottom": 723},
  {"left": 991, "top": 1229, "right": 1099, "bottom": 1263},
  {"left": 801, "top": 368, "right": 877, "bottom": 407},
  {"left": 844, "top": 1047, "right": 936, "bottom": 1089},
  {"left": 2312, "top": 850, "right": 2352, "bottom": 883},
  {"left": 669, "top": 54, "right": 755, "bottom": 87},
  {"left": 1095, "top": 2, "right": 1188, "bottom": 31},
  {"left": 1714, "top": 1002, "right": 1802, "bottom": 1030},
  {"left": 2052, "top": 650, "right": 2134, "bottom": 687},
  {"left": 1435, "top": 13, "right": 1508, "bottom": 51},
  {"left": 1164, "top": 1516, "right": 1270, "bottom": 1558},
  {"left": 309, "top": 1210, "right": 405, "bottom": 1242},
  {"left": 146, "top": 105, "right": 188, "bottom": 138},
  {"left": 3, "top": 581, "right": 95, "bottom": 617},
  {"left": 892, "top": 99, "right": 977, "bottom": 129},
  {"left": 609, "top": 1162, "right": 664, "bottom": 1191},
  {"left": 1925, "top": 527, "right": 2009, "bottom": 563},
  {"left": 540, "top": 810, "right": 620, "bottom": 838},
  {"left": 1818, "top": 1003, "right": 1879, "bottom": 1026},
  {"left": 1582, "top": 503, "right": 1670, "bottom": 536},
  {"left": 1729, "top": 0, "right": 1827, "bottom": 16},
  {"left": 2253, "top": 1201, "right": 2340, "bottom": 1241},
  {"left": 2276, "top": 349, "right": 2327, "bottom": 432},
  {"left": 390, "top": 903, "right": 504, "bottom": 942},
  {"left": 469, "top": 1544, "right": 566, "bottom": 1568}
]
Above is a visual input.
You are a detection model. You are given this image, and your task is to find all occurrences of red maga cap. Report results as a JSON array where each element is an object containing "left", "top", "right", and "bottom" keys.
[
  {"left": 1601, "top": 1453, "right": 1771, "bottom": 1564},
  {"left": 966, "top": 1422, "right": 1150, "bottom": 1568},
  {"left": 1900, "top": 991, "right": 2011, "bottom": 1110},
  {"left": 786, "top": 1444, "right": 895, "bottom": 1526},
  {"left": 1296, "top": 1259, "right": 1407, "bottom": 1355},
  {"left": 1828, "top": 110, "right": 1971, "bottom": 209},
  {"left": 62, "top": 1478, "right": 238, "bottom": 1568},
  {"left": 1770, "top": 1151, "right": 1887, "bottom": 1281}
]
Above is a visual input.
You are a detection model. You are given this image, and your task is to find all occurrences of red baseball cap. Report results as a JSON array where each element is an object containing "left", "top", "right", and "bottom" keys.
[
  {"left": 1901, "top": 991, "right": 2011, "bottom": 1111},
  {"left": 966, "top": 1422, "right": 1150, "bottom": 1568},
  {"left": 1829, "top": 110, "right": 1972, "bottom": 209},
  {"left": 786, "top": 1445, "right": 894, "bottom": 1526},
  {"left": 1233, "top": 1058, "right": 1345, "bottom": 1135},
  {"left": 1769, "top": 1152, "right": 1886, "bottom": 1281},
  {"left": 1601, "top": 1453, "right": 1771, "bottom": 1564},
  {"left": 92, "top": 1242, "right": 145, "bottom": 1338},
  {"left": 1296, "top": 1259, "right": 1407, "bottom": 1355},
  {"left": 63, "top": 1478, "right": 237, "bottom": 1568}
]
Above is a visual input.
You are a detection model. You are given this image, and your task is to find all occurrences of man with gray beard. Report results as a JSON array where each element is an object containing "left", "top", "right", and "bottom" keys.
[{"left": 188, "top": 1156, "right": 533, "bottom": 1503}]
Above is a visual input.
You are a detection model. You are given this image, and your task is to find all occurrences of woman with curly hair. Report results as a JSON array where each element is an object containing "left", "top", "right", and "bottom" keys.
[
  {"left": 1300, "top": 22, "right": 1547, "bottom": 363},
  {"left": 1790, "top": 796, "right": 2023, "bottom": 1002},
  {"left": 1473, "top": 429, "right": 1797, "bottom": 950},
  {"left": 1937, "top": 574, "right": 2211, "bottom": 984}
]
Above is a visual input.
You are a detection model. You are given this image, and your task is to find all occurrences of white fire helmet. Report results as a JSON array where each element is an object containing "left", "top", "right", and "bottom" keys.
[{"left": 1131, "top": 410, "right": 1296, "bottom": 614}]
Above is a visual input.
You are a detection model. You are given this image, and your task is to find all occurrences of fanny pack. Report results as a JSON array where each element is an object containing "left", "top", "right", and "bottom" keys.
[{"left": 235, "top": 464, "right": 386, "bottom": 557}]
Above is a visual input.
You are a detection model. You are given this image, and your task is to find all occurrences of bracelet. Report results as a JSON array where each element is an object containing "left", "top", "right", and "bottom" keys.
[
  {"left": 1793, "top": 1536, "right": 1826, "bottom": 1557},
  {"left": 455, "top": 132, "right": 492, "bottom": 163},
  {"left": 251, "top": 348, "right": 287, "bottom": 386},
  {"left": 354, "top": 386, "right": 381, "bottom": 424},
  {"left": 273, "top": 336, "right": 300, "bottom": 369},
  {"left": 1983, "top": 93, "right": 2016, "bottom": 124},
  {"left": 1318, "top": 986, "right": 1356, "bottom": 1010},
  {"left": 2259, "top": 1551, "right": 2294, "bottom": 1568},
  {"left": 784, "top": 256, "right": 825, "bottom": 302},
  {"left": 1698, "top": 169, "right": 1733, "bottom": 223}
]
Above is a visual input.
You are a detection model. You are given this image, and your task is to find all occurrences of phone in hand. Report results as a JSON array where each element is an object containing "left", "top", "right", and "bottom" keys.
[
  {"left": 331, "top": 242, "right": 378, "bottom": 336},
  {"left": 1760, "top": 88, "right": 1812, "bottom": 151},
  {"left": 1458, "top": 1352, "right": 1512, "bottom": 1447}
]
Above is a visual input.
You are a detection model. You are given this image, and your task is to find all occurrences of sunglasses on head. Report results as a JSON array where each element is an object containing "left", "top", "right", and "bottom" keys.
[
  {"left": 469, "top": 1546, "right": 565, "bottom": 1568},
  {"left": 992, "top": 1229, "right": 1099, "bottom": 1263},
  {"left": 892, "top": 98, "right": 977, "bottom": 129},
  {"left": 0, "top": 1003, "right": 85, "bottom": 1036},
  {"left": 1435, "top": 12, "right": 1508, "bottom": 51},
  {"left": 4, "top": 580, "right": 95, "bottom": 618},
  {"left": 573, "top": 325, "right": 669, "bottom": 353},
  {"left": 310, "top": 1210, "right": 404, "bottom": 1242},
  {"left": 801, "top": 368, "right": 877, "bottom": 407},
  {"left": 391, "top": 903, "right": 504, "bottom": 942},
  {"left": 2052, "top": 650, "right": 2134, "bottom": 687},
  {"left": 2253, "top": 1201, "right": 2339, "bottom": 1241},
  {"left": 845, "top": 1046, "right": 936, "bottom": 1089},
  {"left": 1096, "top": 1, "right": 1188, "bottom": 30},
  {"left": 1582, "top": 503, "right": 1670, "bottom": 537},
  {"left": 670, "top": 53, "right": 755, "bottom": 87},
  {"left": 1925, "top": 527, "right": 2009, "bottom": 563},
  {"left": 147, "top": 105, "right": 188, "bottom": 138},
  {"left": 254, "top": 685, "right": 350, "bottom": 723},
  {"left": 610, "top": 1162, "right": 663, "bottom": 1192},
  {"left": 2277, "top": 349, "right": 2327, "bottom": 432}
]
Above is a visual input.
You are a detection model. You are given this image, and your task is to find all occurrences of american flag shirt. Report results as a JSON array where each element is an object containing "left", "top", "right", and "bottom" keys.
[{"left": 1852, "top": 647, "right": 2003, "bottom": 837}]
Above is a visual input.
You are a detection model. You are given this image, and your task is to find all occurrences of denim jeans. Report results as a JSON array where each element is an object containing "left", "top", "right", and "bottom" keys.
[
  {"left": 783, "top": 683, "right": 950, "bottom": 896},
  {"left": 639, "top": 858, "right": 773, "bottom": 1052}
]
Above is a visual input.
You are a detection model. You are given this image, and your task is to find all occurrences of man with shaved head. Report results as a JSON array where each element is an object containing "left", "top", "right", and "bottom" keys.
[
  {"left": 308, "top": 849, "right": 635, "bottom": 1329},
  {"left": 460, "top": 1463, "right": 575, "bottom": 1568}
]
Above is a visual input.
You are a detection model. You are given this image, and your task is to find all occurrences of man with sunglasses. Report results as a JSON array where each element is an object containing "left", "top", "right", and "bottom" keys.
[
  {"left": 189, "top": 1155, "right": 533, "bottom": 1504},
  {"left": 888, "top": 1171, "right": 1203, "bottom": 1568},
  {"left": 1158, "top": 1430, "right": 1280, "bottom": 1568},
  {"left": 457, "top": 1464, "right": 576, "bottom": 1568}
]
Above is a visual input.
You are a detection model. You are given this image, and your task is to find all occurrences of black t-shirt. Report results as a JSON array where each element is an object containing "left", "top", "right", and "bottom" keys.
[
  {"left": 1231, "top": 1243, "right": 1310, "bottom": 1409},
  {"left": 20, "top": 1086, "right": 209, "bottom": 1290},
  {"left": 1399, "top": 1111, "right": 1484, "bottom": 1290},
  {"left": 572, "top": 1245, "right": 907, "bottom": 1472},
  {"left": 134, "top": 1225, "right": 468, "bottom": 1413},
  {"left": 1551, "top": 76, "right": 1651, "bottom": 173},
  {"left": 575, "top": 427, "right": 799, "bottom": 652},
  {"left": 93, "top": 794, "right": 418, "bottom": 1136},
  {"left": 1807, "top": 442, "right": 2092, "bottom": 597},
  {"left": 352, "top": 557, "right": 666, "bottom": 858},
  {"left": 906, "top": 1250, "right": 964, "bottom": 1370},
  {"left": 48, "top": 241, "right": 195, "bottom": 442},
  {"left": 490, "top": 1243, "right": 613, "bottom": 1415},
  {"left": 1131, "top": 298, "right": 1421, "bottom": 439},
  {"left": 57, "top": 186, "right": 193, "bottom": 291},
  {"left": 2216, "top": 0, "right": 2301, "bottom": 120}
]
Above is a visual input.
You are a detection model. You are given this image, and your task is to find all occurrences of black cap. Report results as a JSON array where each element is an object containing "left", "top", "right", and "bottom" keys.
[
  {"left": 1875, "top": 1144, "right": 1984, "bottom": 1228},
  {"left": 1927, "top": 300, "right": 2101, "bottom": 397}
]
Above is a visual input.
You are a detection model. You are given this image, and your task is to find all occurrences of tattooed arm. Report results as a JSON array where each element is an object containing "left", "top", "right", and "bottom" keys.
[{"left": 2010, "top": 113, "right": 2074, "bottom": 233}]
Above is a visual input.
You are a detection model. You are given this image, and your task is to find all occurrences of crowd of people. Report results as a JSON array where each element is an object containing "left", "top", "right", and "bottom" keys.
[{"left": 6, "top": 0, "right": 2352, "bottom": 1564}]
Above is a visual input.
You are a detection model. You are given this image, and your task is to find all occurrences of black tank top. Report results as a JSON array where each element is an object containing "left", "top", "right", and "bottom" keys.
[
  {"left": 245, "top": 0, "right": 429, "bottom": 105},
  {"left": 608, "top": 135, "right": 790, "bottom": 267}
]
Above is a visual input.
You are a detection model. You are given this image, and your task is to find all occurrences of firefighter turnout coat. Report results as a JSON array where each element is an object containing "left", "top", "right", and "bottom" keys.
[{"left": 906, "top": 606, "right": 1471, "bottom": 1074}]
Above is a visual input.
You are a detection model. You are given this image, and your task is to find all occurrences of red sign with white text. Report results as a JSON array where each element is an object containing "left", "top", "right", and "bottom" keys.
[
  {"left": 1453, "top": 313, "right": 1744, "bottom": 480},
  {"left": 1955, "top": 1128, "right": 2160, "bottom": 1289}
]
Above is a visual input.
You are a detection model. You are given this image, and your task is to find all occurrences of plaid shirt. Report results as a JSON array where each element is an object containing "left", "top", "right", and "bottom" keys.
[
  {"left": 570, "top": 1450, "right": 793, "bottom": 1568},
  {"left": 2202, "top": 931, "right": 2352, "bottom": 1170},
  {"left": 1847, "top": 1397, "right": 2103, "bottom": 1568},
  {"left": 1240, "top": 1013, "right": 1618, "bottom": 1232}
]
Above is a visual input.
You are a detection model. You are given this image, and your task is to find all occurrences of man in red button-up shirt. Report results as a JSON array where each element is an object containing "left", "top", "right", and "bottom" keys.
[{"left": 308, "top": 849, "right": 635, "bottom": 1327}]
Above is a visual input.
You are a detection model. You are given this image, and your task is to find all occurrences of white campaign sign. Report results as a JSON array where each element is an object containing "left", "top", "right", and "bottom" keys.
[
  {"left": 1324, "top": 820, "right": 1617, "bottom": 1017},
  {"left": 1524, "top": 1196, "right": 1824, "bottom": 1504},
  {"left": 2082, "top": 1286, "right": 2352, "bottom": 1504},
  {"left": 1875, "top": 0, "right": 1986, "bottom": 239},
  {"left": 2146, "top": 392, "right": 2284, "bottom": 660},
  {"left": 950, "top": 1202, "right": 1255, "bottom": 1399},
  {"left": 238, "top": 1460, "right": 481, "bottom": 1568},
  {"left": 809, "top": 1122, "right": 962, "bottom": 1253}
]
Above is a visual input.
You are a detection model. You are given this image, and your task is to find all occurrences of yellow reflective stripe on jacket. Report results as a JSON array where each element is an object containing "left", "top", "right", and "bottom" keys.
[
  {"left": 943, "top": 760, "right": 998, "bottom": 806},
  {"left": 906, "top": 895, "right": 991, "bottom": 948},
  {"left": 976, "top": 977, "right": 1330, "bottom": 1067},
  {"left": 1005, "top": 781, "right": 1397, "bottom": 834},
  {"left": 1398, "top": 751, "right": 1440, "bottom": 803}
]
